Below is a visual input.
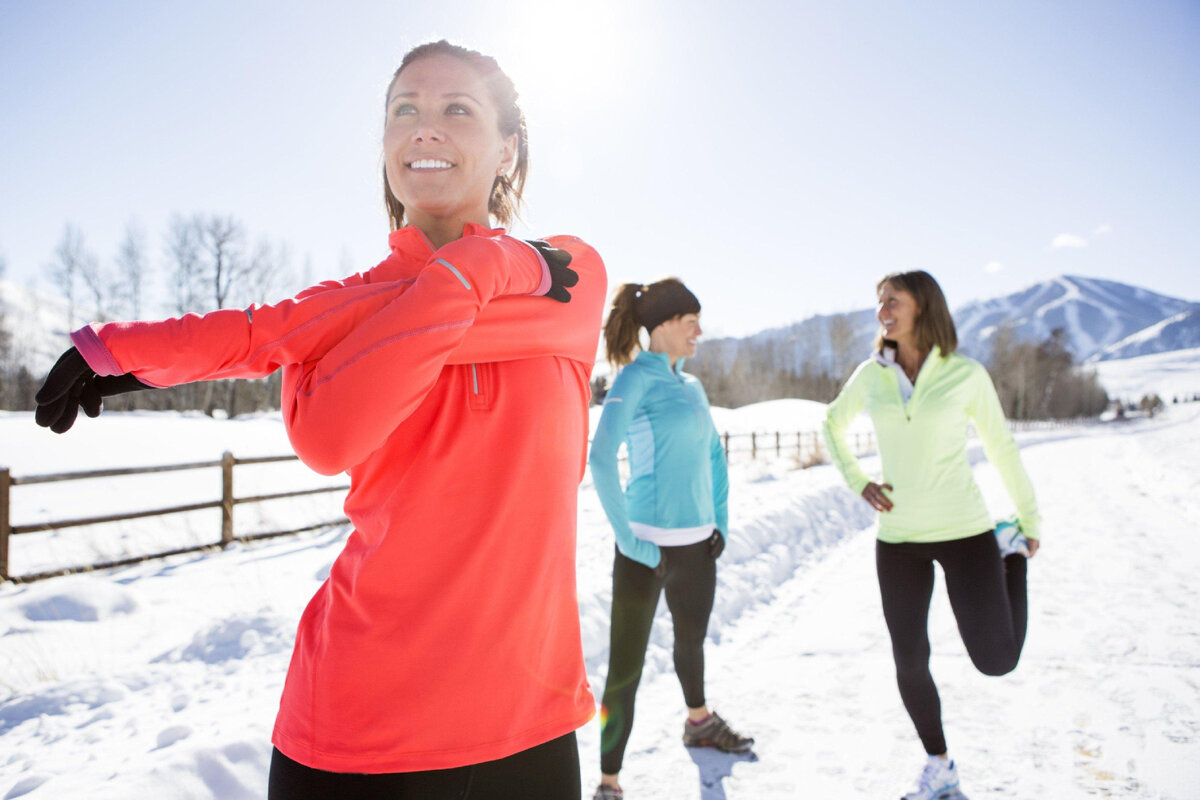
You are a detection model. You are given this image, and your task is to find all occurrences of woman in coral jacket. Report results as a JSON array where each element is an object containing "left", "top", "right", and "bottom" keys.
[
  {"left": 587, "top": 279, "right": 753, "bottom": 800},
  {"left": 823, "top": 270, "right": 1040, "bottom": 800},
  {"left": 35, "top": 41, "right": 606, "bottom": 800}
]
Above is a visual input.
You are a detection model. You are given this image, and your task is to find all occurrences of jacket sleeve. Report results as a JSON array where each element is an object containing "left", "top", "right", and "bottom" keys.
[
  {"left": 967, "top": 363, "right": 1042, "bottom": 538},
  {"left": 822, "top": 361, "right": 873, "bottom": 495},
  {"left": 447, "top": 236, "right": 607, "bottom": 366},
  {"left": 696, "top": 382, "right": 729, "bottom": 538},
  {"left": 281, "top": 235, "right": 550, "bottom": 475},
  {"left": 70, "top": 278, "right": 414, "bottom": 388},
  {"left": 588, "top": 368, "right": 661, "bottom": 568},
  {"left": 71, "top": 235, "right": 604, "bottom": 386}
]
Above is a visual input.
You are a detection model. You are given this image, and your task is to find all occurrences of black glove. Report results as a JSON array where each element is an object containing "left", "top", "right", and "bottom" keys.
[
  {"left": 654, "top": 549, "right": 668, "bottom": 579},
  {"left": 525, "top": 239, "right": 578, "bottom": 303},
  {"left": 35, "top": 347, "right": 150, "bottom": 434},
  {"left": 708, "top": 529, "right": 725, "bottom": 560}
]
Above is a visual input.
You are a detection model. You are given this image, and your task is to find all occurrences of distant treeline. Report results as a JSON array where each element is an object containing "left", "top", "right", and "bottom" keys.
[
  {"left": 686, "top": 323, "right": 1109, "bottom": 420},
  {"left": 1, "top": 215, "right": 301, "bottom": 416}
]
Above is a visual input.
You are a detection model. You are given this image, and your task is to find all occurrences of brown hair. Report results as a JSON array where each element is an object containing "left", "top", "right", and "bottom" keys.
[
  {"left": 382, "top": 40, "right": 529, "bottom": 230},
  {"left": 874, "top": 270, "right": 958, "bottom": 356},
  {"left": 604, "top": 278, "right": 699, "bottom": 369}
]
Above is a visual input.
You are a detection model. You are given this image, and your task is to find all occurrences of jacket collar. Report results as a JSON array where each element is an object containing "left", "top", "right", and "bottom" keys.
[
  {"left": 386, "top": 222, "right": 506, "bottom": 262},
  {"left": 637, "top": 349, "right": 685, "bottom": 374},
  {"left": 873, "top": 344, "right": 944, "bottom": 373}
]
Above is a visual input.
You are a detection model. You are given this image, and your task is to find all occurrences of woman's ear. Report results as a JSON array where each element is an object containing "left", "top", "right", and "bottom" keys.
[{"left": 497, "top": 133, "right": 517, "bottom": 175}]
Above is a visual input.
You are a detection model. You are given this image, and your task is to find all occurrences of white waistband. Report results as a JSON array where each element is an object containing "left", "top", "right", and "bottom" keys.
[{"left": 629, "top": 522, "right": 713, "bottom": 546}]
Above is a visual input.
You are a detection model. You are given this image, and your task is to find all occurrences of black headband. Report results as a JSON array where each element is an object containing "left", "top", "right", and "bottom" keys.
[{"left": 634, "top": 282, "right": 701, "bottom": 333}]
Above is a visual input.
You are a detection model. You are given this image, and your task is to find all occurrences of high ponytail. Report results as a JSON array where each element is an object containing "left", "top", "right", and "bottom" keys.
[
  {"left": 604, "top": 283, "right": 645, "bottom": 369},
  {"left": 603, "top": 277, "right": 702, "bottom": 369}
]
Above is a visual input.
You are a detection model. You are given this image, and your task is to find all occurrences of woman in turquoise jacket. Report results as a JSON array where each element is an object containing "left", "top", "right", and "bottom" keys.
[
  {"left": 823, "top": 270, "right": 1040, "bottom": 800},
  {"left": 588, "top": 278, "right": 752, "bottom": 800}
]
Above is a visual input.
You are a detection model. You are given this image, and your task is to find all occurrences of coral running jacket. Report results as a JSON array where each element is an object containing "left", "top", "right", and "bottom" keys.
[{"left": 70, "top": 224, "right": 606, "bottom": 772}]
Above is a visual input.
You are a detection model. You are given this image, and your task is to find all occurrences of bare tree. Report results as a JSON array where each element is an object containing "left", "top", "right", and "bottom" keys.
[
  {"left": 165, "top": 214, "right": 205, "bottom": 315},
  {"left": 198, "top": 215, "right": 252, "bottom": 310},
  {"left": 988, "top": 326, "right": 1107, "bottom": 419},
  {"left": 161, "top": 214, "right": 291, "bottom": 416},
  {"left": 114, "top": 222, "right": 149, "bottom": 319},
  {"left": 47, "top": 223, "right": 92, "bottom": 331},
  {"left": 244, "top": 238, "right": 288, "bottom": 306},
  {"left": 76, "top": 251, "right": 112, "bottom": 323},
  {"left": 828, "top": 313, "right": 858, "bottom": 383}
]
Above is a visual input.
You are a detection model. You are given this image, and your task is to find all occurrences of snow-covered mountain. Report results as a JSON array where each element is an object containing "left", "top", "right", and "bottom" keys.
[
  {"left": 697, "top": 275, "right": 1196, "bottom": 371},
  {"left": 1088, "top": 307, "right": 1200, "bottom": 362},
  {"left": 953, "top": 275, "right": 1194, "bottom": 361},
  {"left": 699, "top": 308, "right": 878, "bottom": 375}
]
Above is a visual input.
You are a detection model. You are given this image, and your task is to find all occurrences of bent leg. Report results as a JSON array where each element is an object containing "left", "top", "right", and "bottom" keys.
[
  {"left": 939, "top": 532, "right": 1027, "bottom": 676},
  {"left": 877, "top": 539, "right": 945, "bottom": 756},
  {"left": 600, "top": 549, "right": 663, "bottom": 775}
]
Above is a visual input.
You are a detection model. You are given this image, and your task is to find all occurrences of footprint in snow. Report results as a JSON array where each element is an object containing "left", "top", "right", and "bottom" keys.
[{"left": 155, "top": 725, "right": 193, "bottom": 749}]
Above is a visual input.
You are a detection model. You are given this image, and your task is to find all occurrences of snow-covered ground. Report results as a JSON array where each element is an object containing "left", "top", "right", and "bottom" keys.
[
  {"left": 2, "top": 403, "right": 1199, "bottom": 799},
  {"left": 1090, "top": 346, "right": 1200, "bottom": 404}
]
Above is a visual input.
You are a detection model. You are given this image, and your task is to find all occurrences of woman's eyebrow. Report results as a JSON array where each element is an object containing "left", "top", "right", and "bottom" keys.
[{"left": 388, "top": 91, "right": 482, "bottom": 105}]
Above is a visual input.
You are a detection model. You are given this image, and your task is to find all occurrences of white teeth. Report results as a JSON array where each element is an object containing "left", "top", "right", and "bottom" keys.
[{"left": 409, "top": 159, "right": 453, "bottom": 169}]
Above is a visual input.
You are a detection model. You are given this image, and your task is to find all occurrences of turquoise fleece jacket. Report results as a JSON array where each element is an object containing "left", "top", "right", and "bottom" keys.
[
  {"left": 823, "top": 347, "right": 1041, "bottom": 543},
  {"left": 589, "top": 350, "right": 730, "bottom": 567}
]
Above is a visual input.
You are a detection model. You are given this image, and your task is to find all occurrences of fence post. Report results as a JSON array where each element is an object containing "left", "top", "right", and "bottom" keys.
[
  {"left": 723, "top": 432, "right": 730, "bottom": 461},
  {"left": 0, "top": 467, "right": 10, "bottom": 581},
  {"left": 751, "top": 432, "right": 757, "bottom": 459},
  {"left": 776, "top": 432, "right": 781, "bottom": 457},
  {"left": 221, "top": 452, "right": 234, "bottom": 547}
]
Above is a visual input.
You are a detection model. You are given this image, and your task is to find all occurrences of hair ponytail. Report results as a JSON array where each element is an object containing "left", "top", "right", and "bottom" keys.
[{"left": 604, "top": 283, "right": 645, "bottom": 369}]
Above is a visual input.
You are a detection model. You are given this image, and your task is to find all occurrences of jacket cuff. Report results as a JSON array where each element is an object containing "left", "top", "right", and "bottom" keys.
[
  {"left": 70, "top": 325, "right": 124, "bottom": 376},
  {"left": 512, "top": 238, "right": 552, "bottom": 297}
]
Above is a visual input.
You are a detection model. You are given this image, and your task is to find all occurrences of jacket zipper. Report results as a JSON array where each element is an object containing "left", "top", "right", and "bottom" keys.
[{"left": 468, "top": 363, "right": 492, "bottom": 410}]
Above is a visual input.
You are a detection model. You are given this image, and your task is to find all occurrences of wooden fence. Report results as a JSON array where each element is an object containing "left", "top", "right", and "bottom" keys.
[{"left": 0, "top": 453, "right": 348, "bottom": 584}]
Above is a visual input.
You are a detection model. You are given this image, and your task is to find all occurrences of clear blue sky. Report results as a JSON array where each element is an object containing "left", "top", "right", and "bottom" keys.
[{"left": 2, "top": 0, "right": 1197, "bottom": 336}]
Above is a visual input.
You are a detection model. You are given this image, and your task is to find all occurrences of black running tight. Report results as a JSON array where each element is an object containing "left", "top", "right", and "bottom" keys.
[
  {"left": 600, "top": 540, "right": 716, "bottom": 775},
  {"left": 267, "top": 731, "right": 580, "bottom": 800},
  {"left": 876, "top": 531, "right": 1028, "bottom": 756}
]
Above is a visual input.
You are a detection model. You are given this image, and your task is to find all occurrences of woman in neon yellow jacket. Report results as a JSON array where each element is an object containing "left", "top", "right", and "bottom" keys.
[{"left": 823, "top": 270, "right": 1039, "bottom": 800}]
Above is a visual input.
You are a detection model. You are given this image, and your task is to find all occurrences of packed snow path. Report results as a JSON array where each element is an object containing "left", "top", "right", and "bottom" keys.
[
  {"left": 583, "top": 406, "right": 1200, "bottom": 799},
  {"left": 1, "top": 405, "right": 1198, "bottom": 798}
]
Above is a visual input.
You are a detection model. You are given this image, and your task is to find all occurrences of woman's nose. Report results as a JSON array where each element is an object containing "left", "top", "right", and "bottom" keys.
[{"left": 413, "top": 120, "right": 445, "bottom": 143}]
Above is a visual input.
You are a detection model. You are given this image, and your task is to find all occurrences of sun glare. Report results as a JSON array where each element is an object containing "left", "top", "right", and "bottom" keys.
[{"left": 495, "top": 0, "right": 651, "bottom": 123}]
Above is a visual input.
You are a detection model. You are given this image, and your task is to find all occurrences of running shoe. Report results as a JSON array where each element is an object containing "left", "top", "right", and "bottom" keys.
[
  {"left": 592, "top": 784, "right": 623, "bottom": 799},
  {"left": 902, "top": 755, "right": 960, "bottom": 800},
  {"left": 682, "top": 712, "right": 754, "bottom": 752},
  {"left": 994, "top": 519, "right": 1030, "bottom": 558}
]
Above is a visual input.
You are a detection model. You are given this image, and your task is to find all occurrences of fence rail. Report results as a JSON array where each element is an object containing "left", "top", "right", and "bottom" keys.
[
  {"left": 0, "top": 416, "right": 1089, "bottom": 584},
  {"left": 0, "top": 452, "right": 348, "bottom": 584}
]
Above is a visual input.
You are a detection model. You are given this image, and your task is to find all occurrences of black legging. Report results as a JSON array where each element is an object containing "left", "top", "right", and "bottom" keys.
[
  {"left": 600, "top": 540, "right": 716, "bottom": 775},
  {"left": 876, "top": 531, "right": 1028, "bottom": 755},
  {"left": 268, "top": 731, "right": 580, "bottom": 800}
]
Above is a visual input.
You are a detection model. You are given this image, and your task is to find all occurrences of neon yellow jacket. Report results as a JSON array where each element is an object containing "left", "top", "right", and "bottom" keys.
[{"left": 823, "top": 347, "right": 1040, "bottom": 543}]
